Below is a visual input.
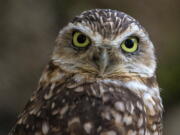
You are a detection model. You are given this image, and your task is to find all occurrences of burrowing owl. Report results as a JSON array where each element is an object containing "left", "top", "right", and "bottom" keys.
[{"left": 9, "top": 9, "right": 163, "bottom": 135}]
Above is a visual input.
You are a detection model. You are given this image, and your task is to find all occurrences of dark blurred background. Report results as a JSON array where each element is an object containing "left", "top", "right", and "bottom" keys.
[{"left": 0, "top": 0, "right": 180, "bottom": 134}]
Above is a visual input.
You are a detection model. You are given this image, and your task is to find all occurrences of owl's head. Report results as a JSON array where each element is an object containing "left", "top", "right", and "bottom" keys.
[{"left": 52, "top": 9, "right": 156, "bottom": 78}]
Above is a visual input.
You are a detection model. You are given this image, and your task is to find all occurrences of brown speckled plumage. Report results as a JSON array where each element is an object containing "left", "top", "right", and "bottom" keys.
[{"left": 9, "top": 9, "right": 163, "bottom": 135}]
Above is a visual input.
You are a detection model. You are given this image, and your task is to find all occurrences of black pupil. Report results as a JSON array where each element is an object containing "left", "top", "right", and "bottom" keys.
[
  {"left": 124, "top": 39, "right": 134, "bottom": 48},
  {"left": 77, "top": 34, "right": 86, "bottom": 43}
]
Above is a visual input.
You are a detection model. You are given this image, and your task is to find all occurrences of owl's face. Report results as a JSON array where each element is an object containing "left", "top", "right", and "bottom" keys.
[{"left": 52, "top": 9, "right": 156, "bottom": 78}]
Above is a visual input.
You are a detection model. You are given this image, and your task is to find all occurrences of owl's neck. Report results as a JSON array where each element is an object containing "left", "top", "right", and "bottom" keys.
[
  {"left": 39, "top": 61, "right": 159, "bottom": 98},
  {"left": 35, "top": 61, "right": 162, "bottom": 119}
]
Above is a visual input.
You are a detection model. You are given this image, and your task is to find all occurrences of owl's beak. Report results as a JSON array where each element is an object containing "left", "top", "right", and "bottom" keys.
[{"left": 92, "top": 47, "right": 109, "bottom": 76}]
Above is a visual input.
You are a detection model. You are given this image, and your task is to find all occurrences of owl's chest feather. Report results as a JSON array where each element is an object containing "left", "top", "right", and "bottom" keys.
[
  {"left": 11, "top": 76, "right": 162, "bottom": 135},
  {"left": 48, "top": 79, "right": 162, "bottom": 134}
]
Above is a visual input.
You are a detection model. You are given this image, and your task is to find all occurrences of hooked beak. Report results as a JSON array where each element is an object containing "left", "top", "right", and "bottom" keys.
[{"left": 92, "top": 47, "right": 109, "bottom": 76}]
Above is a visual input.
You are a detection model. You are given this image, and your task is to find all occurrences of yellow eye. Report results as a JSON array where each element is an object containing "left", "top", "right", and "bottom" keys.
[
  {"left": 72, "top": 31, "right": 90, "bottom": 48},
  {"left": 121, "top": 37, "right": 138, "bottom": 53}
]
